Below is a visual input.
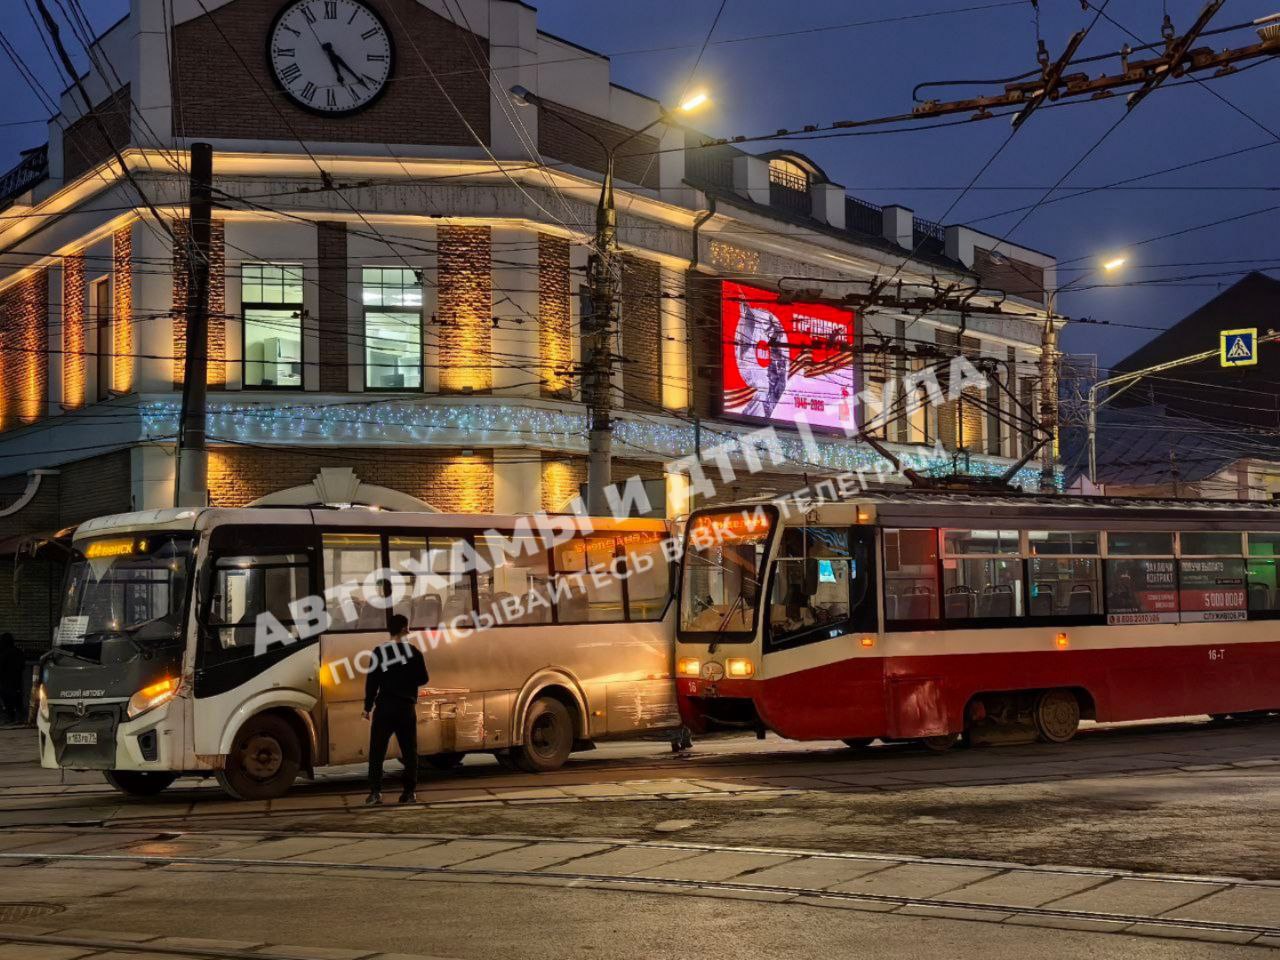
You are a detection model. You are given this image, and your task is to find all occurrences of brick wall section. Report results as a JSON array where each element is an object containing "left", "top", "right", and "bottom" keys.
[
  {"left": 207, "top": 447, "right": 494, "bottom": 513},
  {"left": 317, "top": 222, "right": 349, "bottom": 392},
  {"left": 437, "top": 225, "right": 492, "bottom": 392},
  {"left": 62, "top": 253, "right": 86, "bottom": 409},
  {"left": 0, "top": 270, "right": 48, "bottom": 431},
  {"left": 538, "top": 101, "right": 660, "bottom": 190},
  {"left": 935, "top": 329, "right": 958, "bottom": 451},
  {"left": 541, "top": 456, "right": 585, "bottom": 512},
  {"left": 171, "top": 219, "right": 227, "bottom": 387},
  {"left": 0, "top": 450, "right": 131, "bottom": 655},
  {"left": 62, "top": 85, "right": 131, "bottom": 182},
  {"left": 621, "top": 256, "right": 662, "bottom": 411},
  {"left": 960, "top": 334, "right": 983, "bottom": 450},
  {"left": 171, "top": 0, "right": 489, "bottom": 148},
  {"left": 538, "top": 234, "right": 572, "bottom": 399},
  {"left": 112, "top": 226, "right": 133, "bottom": 393}
]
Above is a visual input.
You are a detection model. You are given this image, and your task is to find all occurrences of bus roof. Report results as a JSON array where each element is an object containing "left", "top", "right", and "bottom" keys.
[{"left": 72, "top": 507, "right": 671, "bottom": 541}]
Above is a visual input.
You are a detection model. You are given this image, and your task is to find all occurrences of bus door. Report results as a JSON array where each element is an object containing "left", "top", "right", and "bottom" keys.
[{"left": 193, "top": 525, "right": 320, "bottom": 758}]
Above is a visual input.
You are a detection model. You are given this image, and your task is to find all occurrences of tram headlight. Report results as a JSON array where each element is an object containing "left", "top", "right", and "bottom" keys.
[
  {"left": 127, "top": 676, "right": 180, "bottom": 719},
  {"left": 725, "top": 658, "right": 755, "bottom": 678},
  {"left": 676, "top": 657, "right": 701, "bottom": 678}
]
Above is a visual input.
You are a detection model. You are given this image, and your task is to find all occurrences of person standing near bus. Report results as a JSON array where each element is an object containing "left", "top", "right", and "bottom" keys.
[
  {"left": 0, "top": 633, "right": 25, "bottom": 725},
  {"left": 362, "top": 614, "right": 428, "bottom": 805}
]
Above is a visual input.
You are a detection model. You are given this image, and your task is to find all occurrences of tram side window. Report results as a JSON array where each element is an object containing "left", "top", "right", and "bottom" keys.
[
  {"left": 1178, "top": 532, "right": 1246, "bottom": 623},
  {"left": 322, "top": 533, "right": 385, "bottom": 631},
  {"left": 884, "top": 528, "right": 938, "bottom": 621},
  {"left": 621, "top": 532, "right": 671, "bottom": 621},
  {"left": 769, "top": 527, "right": 852, "bottom": 645},
  {"left": 1247, "top": 532, "right": 1280, "bottom": 612},
  {"left": 1103, "top": 532, "right": 1177, "bottom": 625},
  {"left": 552, "top": 535, "right": 626, "bottom": 623},
  {"left": 387, "top": 536, "right": 474, "bottom": 629},
  {"left": 1028, "top": 531, "right": 1101, "bottom": 616},
  {"left": 476, "top": 534, "right": 553, "bottom": 626},
  {"left": 941, "top": 529, "right": 1022, "bottom": 619},
  {"left": 208, "top": 554, "right": 310, "bottom": 652}
]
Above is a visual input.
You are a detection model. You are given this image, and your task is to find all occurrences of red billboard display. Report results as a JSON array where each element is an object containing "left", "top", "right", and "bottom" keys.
[{"left": 720, "top": 281, "right": 858, "bottom": 431}]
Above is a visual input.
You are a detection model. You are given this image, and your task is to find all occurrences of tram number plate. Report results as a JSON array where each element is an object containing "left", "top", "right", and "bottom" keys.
[{"left": 66, "top": 731, "right": 97, "bottom": 745}]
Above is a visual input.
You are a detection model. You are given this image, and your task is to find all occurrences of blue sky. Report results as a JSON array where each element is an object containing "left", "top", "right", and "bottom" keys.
[{"left": 2, "top": 0, "right": 1277, "bottom": 365}]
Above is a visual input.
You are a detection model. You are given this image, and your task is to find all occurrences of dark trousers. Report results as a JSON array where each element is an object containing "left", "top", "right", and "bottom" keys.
[
  {"left": 367, "top": 701, "right": 418, "bottom": 794},
  {"left": 0, "top": 687, "right": 22, "bottom": 724}
]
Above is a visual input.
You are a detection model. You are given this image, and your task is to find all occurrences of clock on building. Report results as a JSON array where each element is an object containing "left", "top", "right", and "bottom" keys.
[{"left": 268, "top": 0, "right": 394, "bottom": 115}]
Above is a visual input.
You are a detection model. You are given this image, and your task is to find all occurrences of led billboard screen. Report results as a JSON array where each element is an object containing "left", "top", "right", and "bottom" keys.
[{"left": 720, "top": 281, "right": 857, "bottom": 430}]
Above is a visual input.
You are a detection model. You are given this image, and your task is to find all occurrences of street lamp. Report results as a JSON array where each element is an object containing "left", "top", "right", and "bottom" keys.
[{"left": 510, "top": 85, "right": 710, "bottom": 516}]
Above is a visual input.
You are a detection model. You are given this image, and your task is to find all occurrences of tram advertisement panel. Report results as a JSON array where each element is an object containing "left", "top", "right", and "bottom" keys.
[
  {"left": 1105, "top": 558, "right": 1178, "bottom": 624},
  {"left": 720, "top": 281, "right": 857, "bottom": 430},
  {"left": 1178, "top": 558, "right": 1247, "bottom": 622}
]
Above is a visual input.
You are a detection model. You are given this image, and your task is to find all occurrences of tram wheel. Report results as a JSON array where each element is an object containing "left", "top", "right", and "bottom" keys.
[
  {"left": 842, "top": 738, "right": 874, "bottom": 750},
  {"left": 920, "top": 733, "right": 960, "bottom": 752},
  {"left": 1034, "top": 689, "right": 1081, "bottom": 744},
  {"left": 216, "top": 714, "right": 301, "bottom": 800},
  {"left": 103, "top": 770, "right": 177, "bottom": 797},
  {"left": 511, "top": 697, "right": 575, "bottom": 773},
  {"left": 423, "top": 751, "right": 465, "bottom": 771}
]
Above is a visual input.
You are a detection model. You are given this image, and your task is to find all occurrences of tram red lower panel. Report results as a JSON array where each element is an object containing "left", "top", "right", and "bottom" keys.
[{"left": 678, "top": 641, "right": 1280, "bottom": 741}]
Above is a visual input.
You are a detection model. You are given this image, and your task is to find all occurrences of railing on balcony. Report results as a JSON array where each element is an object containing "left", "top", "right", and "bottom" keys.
[
  {"left": 912, "top": 216, "right": 946, "bottom": 257},
  {"left": 845, "top": 196, "right": 883, "bottom": 237},
  {"left": 768, "top": 181, "right": 811, "bottom": 217},
  {"left": 0, "top": 146, "right": 48, "bottom": 209}
]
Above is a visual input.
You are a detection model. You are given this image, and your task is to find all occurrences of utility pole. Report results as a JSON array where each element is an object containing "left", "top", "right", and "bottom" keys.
[
  {"left": 175, "top": 142, "right": 213, "bottom": 508},
  {"left": 584, "top": 155, "right": 619, "bottom": 517},
  {"left": 1039, "top": 311, "right": 1059, "bottom": 492}
]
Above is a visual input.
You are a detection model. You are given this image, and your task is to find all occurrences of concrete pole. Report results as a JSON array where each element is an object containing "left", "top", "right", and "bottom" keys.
[
  {"left": 175, "top": 142, "right": 213, "bottom": 508},
  {"left": 585, "top": 153, "right": 619, "bottom": 518}
]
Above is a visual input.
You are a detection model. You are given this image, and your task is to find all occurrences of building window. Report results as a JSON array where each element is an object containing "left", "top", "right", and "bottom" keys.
[
  {"left": 363, "top": 267, "right": 423, "bottom": 390},
  {"left": 92, "top": 277, "right": 112, "bottom": 400},
  {"left": 242, "top": 263, "right": 303, "bottom": 389},
  {"left": 768, "top": 158, "right": 809, "bottom": 191},
  {"left": 883, "top": 528, "right": 939, "bottom": 622}
]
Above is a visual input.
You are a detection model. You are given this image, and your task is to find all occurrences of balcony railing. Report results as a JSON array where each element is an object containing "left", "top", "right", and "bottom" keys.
[{"left": 846, "top": 197, "right": 883, "bottom": 237}]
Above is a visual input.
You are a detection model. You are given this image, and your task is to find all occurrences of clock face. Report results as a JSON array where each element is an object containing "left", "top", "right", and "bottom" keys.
[{"left": 268, "top": 0, "right": 394, "bottom": 115}]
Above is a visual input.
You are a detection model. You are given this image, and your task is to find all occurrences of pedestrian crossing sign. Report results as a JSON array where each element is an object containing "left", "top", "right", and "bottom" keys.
[{"left": 1220, "top": 328, "right": 1258, "bottom": 367}]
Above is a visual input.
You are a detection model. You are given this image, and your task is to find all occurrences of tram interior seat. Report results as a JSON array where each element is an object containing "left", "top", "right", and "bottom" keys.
[
  {"left": 978, "top": 584, "right": 1014, "bottom": 618},
  {"left": 945, "top": 586, "right": 976, "bottom": 619},
  {"left": 1249, "top": 581, "right": 1271, "bottom": 610},
  {"left": 411, "top": 595, "right": 442, "bottom": 629},
  {"left": 1067, "top": 584, "right": 1094, "bottom": 615},
  {"left": 903, "top": 586, "right": 934, "bottom": 620},
  {"left": 1030, "top": 583, "right": 1055, "bottom": 616}
]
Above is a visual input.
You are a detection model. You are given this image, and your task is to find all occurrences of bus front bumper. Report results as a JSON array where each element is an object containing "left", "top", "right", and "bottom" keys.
[{"left": 38, "top": 699, "right": 181, "bottom": 772}]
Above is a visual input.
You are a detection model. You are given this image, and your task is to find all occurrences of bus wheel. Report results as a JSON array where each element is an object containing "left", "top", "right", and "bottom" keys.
[
  {"left": 921, "top": 734, "right": 959, "bottom": 752},
  {"left": 424, "top": 752, "right": 465, "bottom": 771},
  {"left": 104, "top": 770, "right": 177, "bottom": 797},
  {"left": 512, "top": 697, "right": 574, "bottom": 773},
  {"left": 1035, "top": 689, "right": 1081, "bottom": 744},
  {"left": 842, "top": 738, "right": 874, "bottom": 750},
  {"left": 216, "top": 714, "right": 301, "bottom": 800}
]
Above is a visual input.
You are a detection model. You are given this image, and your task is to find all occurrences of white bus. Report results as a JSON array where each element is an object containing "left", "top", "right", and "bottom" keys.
[{"left": 36, "top": 507, "right": 679, "bottom": 799}]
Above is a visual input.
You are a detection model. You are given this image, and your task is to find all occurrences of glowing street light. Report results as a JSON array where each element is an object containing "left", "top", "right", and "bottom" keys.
[
  {"left": 1102, "top": 256, "right": 1128, "bottom": 273},
  {"left": 678, "top": 91, "right": 710, "bottom": 113}
]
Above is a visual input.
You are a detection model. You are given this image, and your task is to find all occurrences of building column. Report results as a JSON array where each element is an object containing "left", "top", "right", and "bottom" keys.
[
  {"left": 493, "top": 448, "right": 543, "bottom": 515},
  {"left": 492, "top": 226, "right": 540, "bottom": 397},
  {"left": 131, "top": 443, "right": 175, "bottom": 511},
  {"left": 659, "top": 266, "right": 689, "bottom": 411}
]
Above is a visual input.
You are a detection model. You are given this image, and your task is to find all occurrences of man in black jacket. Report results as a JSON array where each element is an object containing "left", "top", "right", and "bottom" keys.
[{"left": 363, "top": 614, "right": 428, "bottom": 805}]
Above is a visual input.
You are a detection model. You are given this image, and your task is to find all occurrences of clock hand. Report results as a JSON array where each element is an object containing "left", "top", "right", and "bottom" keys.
[
  {"left": 321, "top": 41, "right": 367, "bottom": 88},
  {"left": 319, "top": 42, "right": 346, "bottom": 86}
]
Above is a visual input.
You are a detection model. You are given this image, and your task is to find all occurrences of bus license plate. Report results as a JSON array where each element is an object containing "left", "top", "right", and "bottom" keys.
[{"left": 66, "top": 731, "right": 97, "bottom": 745}]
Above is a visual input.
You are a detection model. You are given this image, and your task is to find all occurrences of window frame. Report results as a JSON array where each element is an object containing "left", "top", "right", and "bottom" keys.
[
  {"left": 764, "top": 525, "right": 876, "bottom": 653},
  {"left": 241, "top": 263, "right": 305, "bottom": 391},
  {"left": 1026, "top": 530, "right": 1104, "bottom": 622},
  {"left": 362, "top": 266, "right": 424, "bottom": 393}
]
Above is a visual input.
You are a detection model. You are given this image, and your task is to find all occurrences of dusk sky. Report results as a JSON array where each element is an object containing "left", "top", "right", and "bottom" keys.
[{"left": 2, "top": 0, "right": 1276, "bottom": 367}]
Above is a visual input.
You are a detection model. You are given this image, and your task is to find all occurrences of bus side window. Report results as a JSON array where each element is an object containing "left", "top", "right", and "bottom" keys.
[
  {"left": 622, "top": 532, "right": 671, "bottom": 621},
  {"left": 388, "top": 535, "right": 473, "bottom": 629},
  {"left": 207, "top": 554, "right": 310, "bottom": 654},
  {"left": 322, "top": 533, "right": 384, "bottom": 632},
  {"left": 551, "top": 535, "right": 625, "bottom": 623}
]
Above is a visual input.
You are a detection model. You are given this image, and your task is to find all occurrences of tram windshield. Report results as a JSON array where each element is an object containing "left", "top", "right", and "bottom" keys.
[{"left": 679, "top": 509, "right": 774, "bottom": 638}]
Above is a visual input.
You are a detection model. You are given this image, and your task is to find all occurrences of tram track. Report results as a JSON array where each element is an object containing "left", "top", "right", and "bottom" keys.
[{"left": 2, "top": 832, "right": 1279, "bottom": 946}]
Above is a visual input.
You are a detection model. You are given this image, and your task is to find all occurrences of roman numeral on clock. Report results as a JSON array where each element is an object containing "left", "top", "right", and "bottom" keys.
[
  {"left": 367, "top": 53, "right": 387, "bottom": 62},
  {"left": 280, "top": 63, "right": 302, "bottom": 84},
  {"left": 361, "top": 27, "right": 379, "bottom": 40},
  {"left": 302, "top": 4, "right": 316, "bottom": 23},
  {"left": 326, "top": 88, "right": 338, "bottom": 107},
  {"left": 301, "top": 81, "right": 317, "bottom": 102},
  {"left": 324, "top": 1, "right": 337, "bottom": 18}
]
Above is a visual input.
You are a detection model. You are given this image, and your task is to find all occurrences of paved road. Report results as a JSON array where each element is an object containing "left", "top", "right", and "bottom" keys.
[{"left": 2, "top": 716, "right": 1279, "bottom": 957}]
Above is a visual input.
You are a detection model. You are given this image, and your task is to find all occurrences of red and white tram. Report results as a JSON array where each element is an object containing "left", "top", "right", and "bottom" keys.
[{"left": 675, "top": 493, "right": 1280, "bottom": 748}]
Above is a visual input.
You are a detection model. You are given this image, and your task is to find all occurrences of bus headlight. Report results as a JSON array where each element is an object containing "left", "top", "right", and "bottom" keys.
[
  {"left": 38, "top": 683, "right": 49, "bottom": 721},
  {"left": 676, "top": 657, "right": 701, "bottom": 678},
  {"left": 127, "top": 677, "right": 180, "bottom": 719},
  {"left": 725, "top": 658, "right": 755, "bottom": 678}
]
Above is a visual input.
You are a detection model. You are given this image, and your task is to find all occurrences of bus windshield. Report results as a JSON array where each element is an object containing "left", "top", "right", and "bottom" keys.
[
  {"left": 679, "top": 509, "right": 774, "bottom": 639},
  {"left": 58, "top": 534, "right": 196, "bottom": 646}
]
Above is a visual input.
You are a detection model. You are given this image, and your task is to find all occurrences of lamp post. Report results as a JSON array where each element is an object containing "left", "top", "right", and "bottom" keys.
[
  {"left": 511, "top": 86, "right": 709, "bottom": 516},
  {"left": 1038, "top": 254, "right": 1126, "bottom": 491}
]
